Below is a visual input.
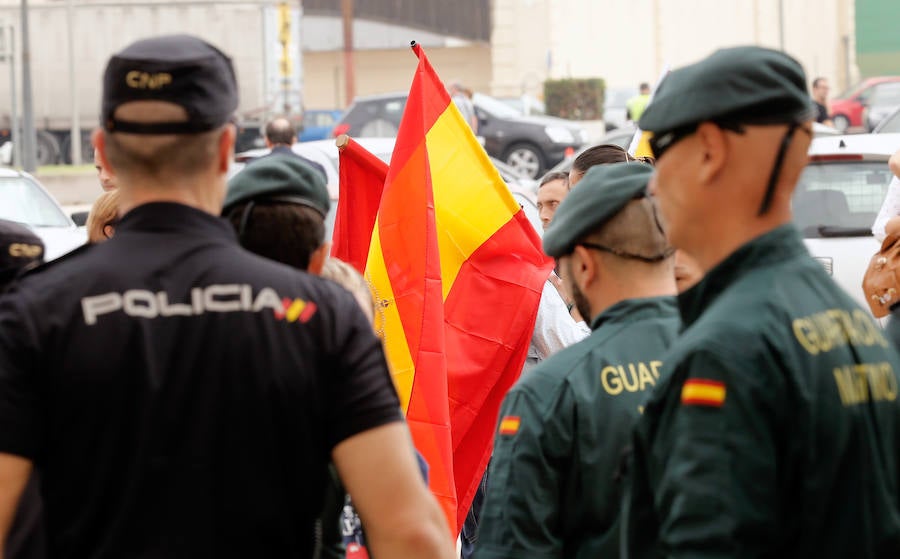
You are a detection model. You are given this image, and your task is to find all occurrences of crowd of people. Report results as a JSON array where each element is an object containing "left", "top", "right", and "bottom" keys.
[{"left": 1, "top": 33, "right": 900, "bottom": 559}]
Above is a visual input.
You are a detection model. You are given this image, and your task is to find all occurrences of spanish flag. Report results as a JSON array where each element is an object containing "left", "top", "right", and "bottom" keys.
[
  {"left": 681, "top": 378, "right": 727, "bottom": 407},
  {"left": 331, "top": 134, "right": 388, "bottom": 273},
  {"left": 365, "top": 42, "right": 553, "bottom": 534}
]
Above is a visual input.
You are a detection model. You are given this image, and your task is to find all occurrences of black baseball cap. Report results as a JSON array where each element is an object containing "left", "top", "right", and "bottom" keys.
[
  {"left": 0, "top": 219, "right": 44, "bottom": 289},
  {"left": 102, "top": 34, "right": 239, "bottom": 135}
]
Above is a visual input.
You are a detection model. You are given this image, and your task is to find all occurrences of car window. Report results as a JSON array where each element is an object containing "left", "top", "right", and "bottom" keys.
[
  {"left": 383, "top": 100, "right": 405, "bottom": 116},
  {"left": 0, "top": 176, "right": 71, "bottom": 227},
  {"left": 304, "top": 112, "right": 337, "bottom": 128},
  {"left": 876, "top": 109, "right": 900, "bottom": 133},
  {"left": 793, "top": 161, "right": 892, "bottom": 237},
  {"left": 473, "top": 93, "right": 522, "bottom": 119},
  {"left": 870, "top": 83, "right": 900, "bottom": 105}
]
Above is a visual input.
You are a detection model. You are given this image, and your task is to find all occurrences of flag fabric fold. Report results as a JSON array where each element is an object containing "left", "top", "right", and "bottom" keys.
[
  {"left": 364, "top": 41, "right": 553, "bottom": 535},
  {"left": 331, "top": 134, "right": 389, "bottom": 273}
]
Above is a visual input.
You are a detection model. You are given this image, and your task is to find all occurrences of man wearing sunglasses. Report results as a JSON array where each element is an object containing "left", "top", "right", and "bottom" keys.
[
  {"left": 476, "top": 163, "right": 679, "bottom": 559},
  {"left": 622, "top": 46, "right": 900, "bottom": 558}
]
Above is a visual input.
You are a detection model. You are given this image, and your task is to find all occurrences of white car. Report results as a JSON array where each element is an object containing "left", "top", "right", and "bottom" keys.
[
  {"left": 796, "top": 133, "right": 900, "bottom": 311},
  {"left": 232, "top": 137, "right": 543, "bottom": 238},
  {"left": 0, "top": 167, "right": 85, "bottom": 261}
]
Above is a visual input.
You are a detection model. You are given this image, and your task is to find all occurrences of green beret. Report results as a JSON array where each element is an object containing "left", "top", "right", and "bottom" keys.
[
  {"left": 543, "top": 162, "right": 654, "bottom": 258},
  {"left": 223, "top": 154, "right": 330, "bottom": 217},
  {"left": 639, "top": 46, "right": 816, "bottom": 133}
]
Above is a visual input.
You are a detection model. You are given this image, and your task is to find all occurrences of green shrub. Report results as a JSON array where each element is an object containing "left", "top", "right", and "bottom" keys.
[{"left": 544, "top": 78, "right": 606, "bottom": 120}]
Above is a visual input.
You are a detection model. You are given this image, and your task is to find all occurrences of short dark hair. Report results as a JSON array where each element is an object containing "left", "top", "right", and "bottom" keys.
[
  {"left": 572, "top": 144, "right": 631, "bottom": 176},
  {"left": 587, "top": 196, "right": 670, "bottom": 265},
  {"left": 265, "top": 117, "right": 296, "bottom": 146},
  {"left": 225, "top": 202, "right": 324, "bottom": 270},
  {"left": 639, "top": 82, "right": 650, "bottom": 91},
  {"left": 812, "top": 77, "right": 827, "bottom": 89},
  {"left": 539, "top": 171, "right": 569, "bottom": 189},
  {"left": 104, "top": 127, "right": 223, "bottom": 180}
]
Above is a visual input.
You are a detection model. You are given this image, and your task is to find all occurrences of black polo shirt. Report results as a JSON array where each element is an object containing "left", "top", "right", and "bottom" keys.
[{"left": 0, "top": 202, "right": 401, "bottom": 559}]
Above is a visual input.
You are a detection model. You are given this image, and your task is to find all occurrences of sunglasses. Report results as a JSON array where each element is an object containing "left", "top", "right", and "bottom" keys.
[{"left": 647, "top": 121, "right": 746, "bottom": 160}]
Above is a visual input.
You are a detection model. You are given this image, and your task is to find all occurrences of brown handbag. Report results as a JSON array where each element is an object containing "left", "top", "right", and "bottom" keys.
[{"left": 862, "top": 234, "right": 900, "bottom": 318}]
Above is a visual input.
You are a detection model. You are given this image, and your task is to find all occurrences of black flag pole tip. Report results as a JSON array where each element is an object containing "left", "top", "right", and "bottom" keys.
[{"left": 410, "top": 40, "right": 417, "bottom": 47}]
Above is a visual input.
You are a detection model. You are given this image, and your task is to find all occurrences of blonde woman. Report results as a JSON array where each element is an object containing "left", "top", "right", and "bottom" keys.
[{"left": 85, "top": 189, "right": 121, "bottom": 243}]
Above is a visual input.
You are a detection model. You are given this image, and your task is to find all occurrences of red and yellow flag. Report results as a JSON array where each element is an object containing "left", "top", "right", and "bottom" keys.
[
  {"left": 331, "top": 134, "right": 389, "bottom": 273},
  {"left": 681, "top": 379, "right": 727, "bottom": 407},
  {"left": 365, "top": 42, "right": 553, "bottom": 534}
]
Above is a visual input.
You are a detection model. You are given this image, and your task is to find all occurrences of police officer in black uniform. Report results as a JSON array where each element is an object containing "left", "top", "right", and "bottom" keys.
[
  {"left": 0, "top": 220, "right": 46, "bottom": 559},
  {"left": 0, "top": 35, "right": 454, "bottom": 559}
]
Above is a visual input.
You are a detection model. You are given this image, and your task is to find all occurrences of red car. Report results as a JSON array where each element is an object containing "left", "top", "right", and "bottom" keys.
[{"left": 829, "top": 76, "right": 900, "bottom": 132}]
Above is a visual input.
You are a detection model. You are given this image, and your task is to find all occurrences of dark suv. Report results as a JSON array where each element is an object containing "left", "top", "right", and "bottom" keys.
[{"left": 333, "top": 92, "right": 588, "bottom": 179}]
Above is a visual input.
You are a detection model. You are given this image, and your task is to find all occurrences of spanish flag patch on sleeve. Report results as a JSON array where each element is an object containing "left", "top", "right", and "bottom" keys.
[
  {"left": 681, "top": 379, "right": 726, "bottom": 407},
  {"left": 498, "top": 416, "right": 521, "bottom": 435}
]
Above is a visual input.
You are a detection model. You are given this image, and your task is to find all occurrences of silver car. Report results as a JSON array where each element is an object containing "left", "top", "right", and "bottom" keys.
[{"left": 0, "top": 167, "right": 85, "bottom": 261}]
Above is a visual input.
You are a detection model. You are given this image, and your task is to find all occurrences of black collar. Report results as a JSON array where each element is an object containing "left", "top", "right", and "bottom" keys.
[{"left": 116, "top": 202, "right": 237, "bottom": 241}]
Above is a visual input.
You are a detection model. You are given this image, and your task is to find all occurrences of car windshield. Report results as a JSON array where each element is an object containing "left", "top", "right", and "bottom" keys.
[
  {"left": 836, "top": 79, "right": 868, "bottom": 100},
  {"left": 793, "top": 161, "right": 892, "bottom": 238},
  {"left": 0, "top": 176, "right": 71, "bottom": 227},
  {"left": 877, "top": 110, "right": 900, "bottom": 133},
  {"left": 870, "top": 83, "right": 900, "bottom": 105},
  {"left": 473, "top": 93, "right": 523, "bottom": 119}
]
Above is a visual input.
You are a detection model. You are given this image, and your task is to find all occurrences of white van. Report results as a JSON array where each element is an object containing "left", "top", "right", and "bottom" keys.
[{"left": 796, "top": 133, "right": 900, "bottom": 311}]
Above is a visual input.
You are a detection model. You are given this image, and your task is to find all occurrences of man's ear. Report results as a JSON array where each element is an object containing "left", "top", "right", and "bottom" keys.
[
  {"left": 695, "top": 122, "right": 728, "bottom": 186},
  {"left": 308, "top": 243, "right": 330, "bottom": 276},
  {"left": 93, "top": 129, "right": 112, "bottom": 174},
  {"left": 571, "top": 244, "right": 598, "bottom": 289},
  {"left": 218, "top": 124, "right": 237, "bottom": 174}
]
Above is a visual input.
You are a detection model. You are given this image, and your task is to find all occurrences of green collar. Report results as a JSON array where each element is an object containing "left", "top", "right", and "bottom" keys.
[
  {"left": 589, "top": 296, "right": 679, "bottom": 331},
  {"left": 677, "top": 224, "right": 807, "bottom": 327}
]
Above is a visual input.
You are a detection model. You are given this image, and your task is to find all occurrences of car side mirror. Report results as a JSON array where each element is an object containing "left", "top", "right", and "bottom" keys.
[{"left": 71, "top": 211, "right": 88, "bottom": 227}]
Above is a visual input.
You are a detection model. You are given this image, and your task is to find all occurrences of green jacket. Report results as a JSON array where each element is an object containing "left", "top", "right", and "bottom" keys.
[
  {"left": 623, "top": 225, "right": 900, "bottom": 558},
  {"left": 476, "top": 296, "right": 680, "bottom": 559}
]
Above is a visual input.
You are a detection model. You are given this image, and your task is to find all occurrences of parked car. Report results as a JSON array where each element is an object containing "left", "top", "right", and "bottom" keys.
[
  {"left": 603, "top": 87, "right": 638, "bottom": 131},
  {"left": 0, "top": 167, "right": 85, "bottom": 260},
  {"left": 332, "top": 92, "right": 588, "bottom": 180},
  {"left": 874, "top": 106, "right": 900, "bottom": 134},
  {"left": 496, "top": 95, "right": 546, "bottom": 116},
  {"left": 829, "top": 76, "right": 900, "bottom": 132},
  {"left": 472, "top": 93, "right": 588, "bottom": 179},
  {"left": 300, "top": 109, "right": 343, "bottom": 142},
  {"left": 232, "top": 137, "right": 541, "bottom": 238},
  {"left": 863, "top": 82, "right": 900, "bottom": 132},
  {"left": 795, "top": 133, "right": 900, "bottom": 310}
]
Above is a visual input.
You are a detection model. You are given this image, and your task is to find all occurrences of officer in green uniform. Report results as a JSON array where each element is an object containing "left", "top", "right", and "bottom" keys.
[
  {"left": 622, "top": 46, "right": 900, "bottom": 558},
  {"left": 475, "top": 163, "right": 681, "bottom": 559}
]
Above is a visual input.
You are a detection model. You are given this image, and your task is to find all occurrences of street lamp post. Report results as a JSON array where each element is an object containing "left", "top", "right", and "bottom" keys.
[
  {"left": 0, "top": 23, "right": 20, "bottom": 167},
  {"left": 20, "top": 0, "right": 37, "bottom": 172},
  {"left": 67, "top": 0, "right": 81, "bottom": 164}
]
